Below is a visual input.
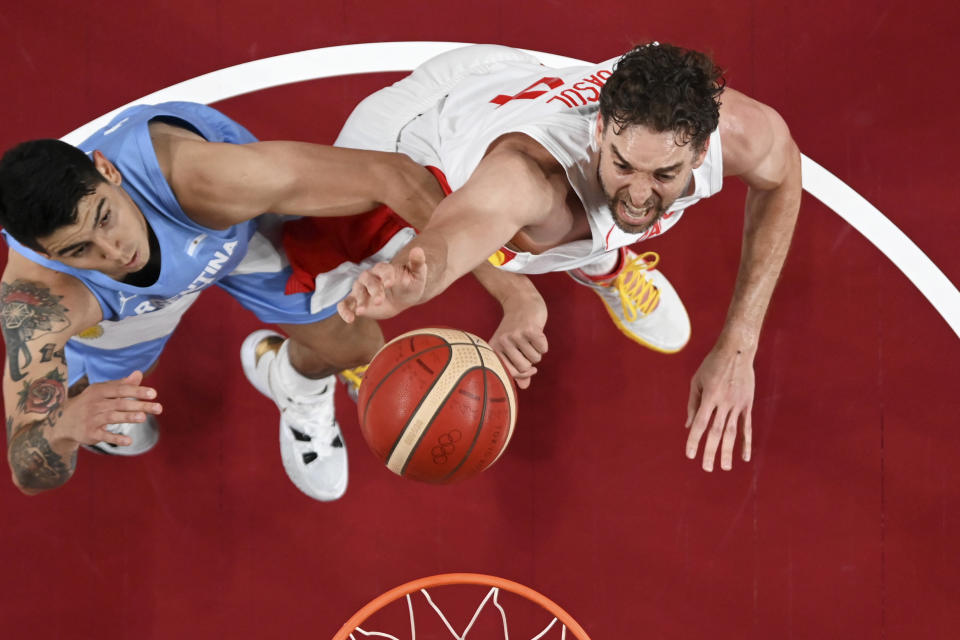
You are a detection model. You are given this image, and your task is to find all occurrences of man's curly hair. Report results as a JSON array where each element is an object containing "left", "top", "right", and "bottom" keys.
[{"left": 599, "top": 42, "right": 725, "bottom": 152}]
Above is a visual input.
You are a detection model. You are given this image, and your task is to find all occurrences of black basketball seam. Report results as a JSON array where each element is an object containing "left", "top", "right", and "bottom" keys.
[
  {"left": 361, "top": 340, "right": 494, "bottom": 422},
  {"left": 398, "top": 363, "right": 484, "bottom": 477},
  {"left": 440, "top": 331, "right": 491, "bottom": 482},
  {"left": 361, "top": 342, "right": 452, "bottom": 449},
  {"left": 375, "top": 345, "right": 455, "bottom": 464}
]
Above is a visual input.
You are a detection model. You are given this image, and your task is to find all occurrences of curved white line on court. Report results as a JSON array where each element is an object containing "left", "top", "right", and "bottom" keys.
[{"left": 61, "top": 41, "right": 960, "bottom": 339}]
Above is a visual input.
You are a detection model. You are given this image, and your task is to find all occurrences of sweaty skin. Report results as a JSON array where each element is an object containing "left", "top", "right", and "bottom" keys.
[{"left": 340, "top": 87, "right": 802, "bottom": 473}]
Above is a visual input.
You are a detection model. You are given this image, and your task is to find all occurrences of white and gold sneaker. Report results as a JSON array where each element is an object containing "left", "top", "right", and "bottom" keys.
[
  {"left": 569, "top": 248, "right": 691, "bottom": 353},
  {"left": 240, "top": 330, "right": 347, "bottom": 501}
]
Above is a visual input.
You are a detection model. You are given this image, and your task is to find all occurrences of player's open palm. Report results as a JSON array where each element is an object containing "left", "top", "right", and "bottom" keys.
[
  {"left": 684, "top": 346, "right": 755, "bottom": 472},
  {"left": 59, "top": 371, "right": 162, "bottom": 447},
  {"left": 339, "top": 247, "right": 429, "bottom": 321}
]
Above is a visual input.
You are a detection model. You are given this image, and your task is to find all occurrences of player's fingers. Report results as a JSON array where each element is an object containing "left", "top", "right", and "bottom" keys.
[
  {"left": 114, "top": 397, "right": 163, "bottom": 415},
  {"left": 369, "top": 262, "right": 397, "bottom": 288},
  {"left": 97, "top": 432, "right": 134, "bottom": 447},
  {"left": 497, "top": 343, "right": 533, "bottom": 377},
  {"left": 407, "top": 247, "right": 427, "bottom": 275},
  {"left": 685, "top": 402, "right": 713, "bottom": 458},
  {"left": 350, "top": 283, "right": 374, "bottom": 314},
  {"left": 742, "top": 412, "right": 753, "bottom": 462},
  {"left": 701, "top": 408, "right": 729, "bottom": 472},
  {"left": 105, "top": 383, "right": 158, "bottom": 401},
  {"left": 93, "top": 423, "right": 137, "bottom": 447},
  {"left": 337, "top": 299, "right": 357, "bottom": 323},
  {"left": 356, "top": 271, "right": 387, "bottom": 304},
  {"left": 719, "top": 411, "right": 738, "bottom": 471},
  {"left": 523, "top": 331, "right": 549, "bottom": 354},
  {"left": 514, "top": 336, "right": 544, "bottom": 365},
  {"left": 515, "top": 376, "right": 530, "bottom": 390},
  {"left": 686, "top": 379, "right": 703, "bottom": 429},
  {"left": 121, "top": 370, "right": 144, "bottom": 386}
]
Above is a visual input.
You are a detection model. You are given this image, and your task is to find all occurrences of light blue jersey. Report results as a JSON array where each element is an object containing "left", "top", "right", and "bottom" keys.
[{"left": 3, "top": 102, "right": 335, "bottom": 384}]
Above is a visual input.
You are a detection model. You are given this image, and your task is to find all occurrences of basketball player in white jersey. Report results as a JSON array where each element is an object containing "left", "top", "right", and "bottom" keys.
[{"left": 335, "top": 43, "right": 802, "bottom": 473}]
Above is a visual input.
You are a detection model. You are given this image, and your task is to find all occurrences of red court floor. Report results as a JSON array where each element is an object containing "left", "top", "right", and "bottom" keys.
[{"left": 1, "top": 1, "right": 958, "bottom": 638}]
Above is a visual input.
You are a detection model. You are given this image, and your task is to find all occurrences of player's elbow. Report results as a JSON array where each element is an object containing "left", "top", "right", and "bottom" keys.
[
  {"left": 12, "top": 477, "right": 45, "bottom": 496},
  {"left": 377, "top": 153, "right": 430, "bottom": 198},
  {"left": 10, "top": 468, "right": 44, "bottom": 495},
  {"left": 8, "top": 452, "right": 72, "bottom": 495}
]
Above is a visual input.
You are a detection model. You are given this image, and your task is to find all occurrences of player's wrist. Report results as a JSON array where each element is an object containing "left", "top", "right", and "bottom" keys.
[{"left": 713, "top": 326, "right": 759, "bottom": 359}]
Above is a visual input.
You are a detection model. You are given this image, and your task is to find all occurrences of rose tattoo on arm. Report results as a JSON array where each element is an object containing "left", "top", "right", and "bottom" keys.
[{"left": 7, "top": 369, "right": 74, "bottom": 490}]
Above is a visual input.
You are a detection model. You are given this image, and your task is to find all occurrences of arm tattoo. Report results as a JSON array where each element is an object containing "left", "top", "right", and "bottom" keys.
[
  {"left": 8, "top": 419, "right": 76, "bottom": 490},
  {"left": 40, "top": 343, "right": 67, "bottom": 365},
  {"left": 0, "top": 281, "right": 71, "bottom": 382},
  {"left": 8, "top": 367, "right": 72, "bottom": 490},
  {"left": 16, "top": 368, "right": 67, "bottom": 416}
]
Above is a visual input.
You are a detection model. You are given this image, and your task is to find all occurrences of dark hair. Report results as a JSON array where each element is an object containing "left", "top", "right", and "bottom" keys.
[
  {"left": 599, "top": 42, "right": 725, "bottom": 152},
  {"left": 0, "top": 139, "right": 105, "bottom": 252}
]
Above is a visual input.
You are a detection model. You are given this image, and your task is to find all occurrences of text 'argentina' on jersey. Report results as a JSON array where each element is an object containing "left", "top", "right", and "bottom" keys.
[{"left": 131, "top": 240, "right": 239, "bottom": 315}]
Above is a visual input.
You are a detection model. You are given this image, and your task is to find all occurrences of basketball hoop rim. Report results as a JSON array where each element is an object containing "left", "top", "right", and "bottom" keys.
[{"left": 333, "top": 572, "right": 591, "bottom": 640}]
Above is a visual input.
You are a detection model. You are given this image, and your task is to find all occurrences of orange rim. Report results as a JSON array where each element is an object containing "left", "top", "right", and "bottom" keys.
[{"left": 333, "top": 573, "right": 591, "bottom": 640}]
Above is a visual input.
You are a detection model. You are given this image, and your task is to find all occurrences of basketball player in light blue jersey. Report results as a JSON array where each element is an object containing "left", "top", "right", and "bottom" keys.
[{"left": 0, "top": 102, "right": 546, "bottom": 501}]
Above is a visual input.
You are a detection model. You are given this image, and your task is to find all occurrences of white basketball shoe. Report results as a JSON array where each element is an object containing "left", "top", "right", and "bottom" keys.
[
  {"left": 240, "top": 330, "right": 348, "bottom": 502},
  {"left": 83, "top": 415, "right": 160, "bottom": 456},
  {"left": 569, "top": 248, "right": 691, "bottom": 353}
]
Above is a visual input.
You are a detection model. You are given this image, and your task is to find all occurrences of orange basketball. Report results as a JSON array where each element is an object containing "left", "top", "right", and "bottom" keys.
[{"left": 357, "top": 328, "right": 518, "bottom": 484}]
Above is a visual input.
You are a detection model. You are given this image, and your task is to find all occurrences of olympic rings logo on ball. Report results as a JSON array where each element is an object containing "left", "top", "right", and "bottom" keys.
[{"left": 432, "top": 430, "right": 463, "bottom": 464}]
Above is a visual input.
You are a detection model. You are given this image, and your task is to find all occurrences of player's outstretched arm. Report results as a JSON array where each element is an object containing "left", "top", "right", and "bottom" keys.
[
  {"left": 1, "top": 258, "right": 162, "bottom": 494},
  {"left": 339, "top": 147, "right": 555, "bottom": 321},
  {"left": 155, "top": 133, "right": 444, "bottom": 229},
  {"left": 684, "top": 89, "right": 802, "bottom": 472}
]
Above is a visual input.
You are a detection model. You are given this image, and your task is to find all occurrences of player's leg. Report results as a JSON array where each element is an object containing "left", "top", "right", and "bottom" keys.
[
  {"left": 280, "top": 313, "right": 382, "bottom": 378},
  {"left": 568, "top": 247, "right": 691, "bottom": 353},
  {"left": 225, "top": 222, "right": 384, "bottom": 502},
  {"left": 239, "top": 313, "right": 380, "bottom": 502}
]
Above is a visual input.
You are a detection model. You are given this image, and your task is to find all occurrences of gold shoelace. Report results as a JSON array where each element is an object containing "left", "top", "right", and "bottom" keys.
[
  {"left": 613, "top": 251, "right": 661, "bottom": 322},
  {"left": 338, "top": 364, "right": 368, "bottom": 390}
]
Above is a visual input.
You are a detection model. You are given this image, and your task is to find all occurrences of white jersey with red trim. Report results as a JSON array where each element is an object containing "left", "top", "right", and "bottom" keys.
[{"left": 416, "top": 51, "right": 725, "bottom": 274}]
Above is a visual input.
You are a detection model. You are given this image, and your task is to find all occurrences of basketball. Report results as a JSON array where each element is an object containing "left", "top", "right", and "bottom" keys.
[{"left": 357, "top": 328, "right": 518, "bottom": 484}]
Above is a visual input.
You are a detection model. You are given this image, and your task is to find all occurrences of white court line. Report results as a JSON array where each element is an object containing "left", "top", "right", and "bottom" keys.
[{"left": 61, "top": 41, "right": 960, "bottom": 340}]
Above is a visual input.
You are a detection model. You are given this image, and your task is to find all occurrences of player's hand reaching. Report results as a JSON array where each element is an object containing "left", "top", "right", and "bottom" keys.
[
  {"left": 684, "top": 345, "right": 755, "bottom": 471},
  {"left": 338, "top": 247, "right": 429, "bottom": 322},
  {"left": 59, "top": 371, "right": 163, "bottom": 448},
  {"left": 488, "top": 289, "right": 548, "bottom": 390}
]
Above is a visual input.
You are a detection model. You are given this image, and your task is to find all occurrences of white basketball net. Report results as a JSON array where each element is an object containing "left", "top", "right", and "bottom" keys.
[{"left": 348, "top": 586, "right": 570, "bottom": 640}]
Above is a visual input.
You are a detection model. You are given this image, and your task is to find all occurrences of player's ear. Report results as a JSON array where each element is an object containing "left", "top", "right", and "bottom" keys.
[
  {"left": 595, "top": 112, "right": 605, "bottom": 141},
  {"left": 692, "top": 137, "right": 710, "bottom": 169},
  {"left": 92, "top": 150, "right": 123, "bottom": 186}
]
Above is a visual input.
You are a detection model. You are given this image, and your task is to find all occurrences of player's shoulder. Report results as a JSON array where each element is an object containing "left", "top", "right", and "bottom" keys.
[
  {"left": 2, "top": 250, "right": 102, "bottom": 327},
  {"left": 484, "top": 132, "right": 566, "bottom": 181},
  {"left": 718, "top": 88, "right": 795, "bottom": 179},
  {"left": 148, "top": 119, "right": 209, "bottom": 181}
]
